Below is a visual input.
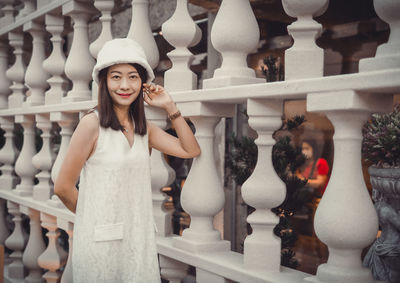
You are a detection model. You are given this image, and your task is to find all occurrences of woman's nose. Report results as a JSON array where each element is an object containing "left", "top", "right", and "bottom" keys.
[{"left": 119, "top": 77, "right": 129, "bottom": 89}]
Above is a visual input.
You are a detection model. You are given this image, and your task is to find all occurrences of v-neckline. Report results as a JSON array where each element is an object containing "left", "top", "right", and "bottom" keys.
[{"left": 120, "top": 130, "right": 135, "bottom": 149}]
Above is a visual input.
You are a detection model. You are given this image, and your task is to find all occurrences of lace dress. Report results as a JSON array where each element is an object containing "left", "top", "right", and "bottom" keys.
[{"left": 72, "top": 113, "right": 160, "bottom": 283}]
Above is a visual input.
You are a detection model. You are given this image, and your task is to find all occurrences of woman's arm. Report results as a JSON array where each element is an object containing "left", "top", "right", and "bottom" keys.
[
  {"left": 143, "top": 84, "right": 201, "bottom": 159},
  {"left": 54, "top": 113, "right": 99, "bottom": 213}
]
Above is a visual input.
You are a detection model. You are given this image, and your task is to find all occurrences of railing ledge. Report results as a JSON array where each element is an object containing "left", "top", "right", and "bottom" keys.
[{"left": 156, "top": 236, "right": 310, "bottom": 283}]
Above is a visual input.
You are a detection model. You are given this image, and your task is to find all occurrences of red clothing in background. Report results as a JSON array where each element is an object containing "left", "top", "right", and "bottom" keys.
[{"left": 302, "top": 158, "right": 329, "bottom": 195}]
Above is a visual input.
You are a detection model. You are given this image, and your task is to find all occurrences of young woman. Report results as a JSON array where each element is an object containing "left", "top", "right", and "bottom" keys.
[
  {"left": 296, "top": 139, "right": 329, "bottom": 197},
  {"left": 54, "top": 38, "right": 200, "bottom": 282}
]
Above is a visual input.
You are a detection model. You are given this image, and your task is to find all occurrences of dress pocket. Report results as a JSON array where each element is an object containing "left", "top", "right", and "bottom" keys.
[{"left": 94, "top": 222, "right": 124, "bottom": 242}]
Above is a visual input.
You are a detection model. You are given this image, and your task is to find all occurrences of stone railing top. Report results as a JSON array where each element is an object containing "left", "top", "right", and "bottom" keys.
[{"left": 0, "top": 0, "right": 72, "bottom": 36}]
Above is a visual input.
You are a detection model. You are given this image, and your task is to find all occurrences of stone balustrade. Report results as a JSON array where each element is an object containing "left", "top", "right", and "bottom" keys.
[{"left": 0, "top": 0, "right": 399, "bottom": 282}]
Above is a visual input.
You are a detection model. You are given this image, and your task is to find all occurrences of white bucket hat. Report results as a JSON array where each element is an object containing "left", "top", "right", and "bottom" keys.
[{"left": 92, "top": 38, "right": 155, "bottom": 84}]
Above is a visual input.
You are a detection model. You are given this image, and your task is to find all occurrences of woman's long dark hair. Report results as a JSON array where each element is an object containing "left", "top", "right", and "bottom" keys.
[{"left": 97, "top": 63, "right": 148, "bottom": 135}]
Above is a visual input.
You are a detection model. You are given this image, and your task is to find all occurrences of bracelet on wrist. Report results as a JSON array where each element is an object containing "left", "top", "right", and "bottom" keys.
[{"left": 168, "top": 110, "right": 181, "bottom": 121}]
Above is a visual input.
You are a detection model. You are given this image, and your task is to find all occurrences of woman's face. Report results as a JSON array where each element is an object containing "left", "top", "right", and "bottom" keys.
[
  {"left": 107, "top": 63, "right": 142, "bottom": 108},
  {"left": 302, "top": 142, "right": 314, "bottom": 160}
]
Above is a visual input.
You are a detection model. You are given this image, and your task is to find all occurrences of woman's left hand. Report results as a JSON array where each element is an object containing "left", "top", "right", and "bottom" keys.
[{"left": 143, "top": 83, "right": 174, "bottom": 111}]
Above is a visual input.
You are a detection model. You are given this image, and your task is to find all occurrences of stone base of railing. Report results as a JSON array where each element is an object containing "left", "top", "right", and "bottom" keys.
[
  {"left": 173, "top": 237, "right": 230, "bottom": 253},
  {"left": 3, "top": 265, "right": 24, "bottom": 283},
  {"left": 159, "top": 236, "right": 310, "bottom": 283}
]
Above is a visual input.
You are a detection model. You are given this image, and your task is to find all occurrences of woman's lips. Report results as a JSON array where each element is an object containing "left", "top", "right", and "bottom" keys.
[{"left": 118, "top": 93, "right": 131, "bottom": 98}]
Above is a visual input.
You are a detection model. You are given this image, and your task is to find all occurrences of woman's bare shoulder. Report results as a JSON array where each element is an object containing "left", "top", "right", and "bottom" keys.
[{"left": 74, "top": 112, "right": 99, "bottom": 139}]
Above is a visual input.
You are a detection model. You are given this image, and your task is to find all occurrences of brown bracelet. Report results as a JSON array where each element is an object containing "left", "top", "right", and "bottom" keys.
[{"left": 168, "top": 110, "right": 181, "bottom": 121}]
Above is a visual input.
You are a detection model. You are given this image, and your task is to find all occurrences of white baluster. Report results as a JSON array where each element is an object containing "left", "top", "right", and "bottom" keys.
[
  {"left": 161, "top": 0, "right": 201, "bottom": 91},
  {"left": 0, "top": 199, "right": 10, "bottom": 263},
  {"left": 0, "top": 0, "right": 15, "bottom": 26},
  {"left": 43, "top": 13, "right": 67, "bottom": 105},
  {"left": 58, "top": 219, "right": 73, "bottom": 283},
  {"left": 16, "top": 0, "right": 36, "bottom": 21},
  {"left": 14, "top": 115, "right": 38, "bottom": 196},
  {"left": 127, "top": 0, "right": 159, "bottom": 69},
  {"left": 6, "top": 31, "right": 26, "bottom": 108},
  {"left": 197, "top": 268, "right": 228, "bottom": 283},
  {"left": 159, "top": 255, "right": 188, "bottom": 283},
  {"left": 203, "top": 0, "right": 264, "bottom": 88},
  {"left": 89, "top": 0, "right": 115, "bottom": 100},
  {"left": 359, "top": 0, "right": 400, "bottom": 71},
  {"left": 62, "top": 1, "right": 95, "bottom": 102},
  {"left": 147, "top": 108, "right": 176, "bottom": 236},
  {"left": 173, "top": 103, "right": 234, "bottom": 252},
  {"left": 50, "top": 112, "right": 78, "bottom": 183},
  {"left": 0, "top": 117, "right": 18, "bottom": 189},
  {"left": 282, "top": 0, "right": 329, "bottom": 80},
  {"left": 305, "top": 90, "right": 392, "bottom": 283},
  {"left": 20, "top": 206, "right": 46, "bottom": 283},
  {"left": 0, "top": 40, "right": 11, "bottom": 108},
  {"left": 38, "top": 213, "right": 66, "bottom": 283},
  {"left": 5, "top": 201, "right": 26, "bottom": 280},
  {"left": 24, "top": 21, "right": 50, "bottom": 107},
  {"left": 241, "top": 99, "right": 285, "bottom": 271},
  {"left": 33, "top": 114, "right": 55, "bottom": 201}
]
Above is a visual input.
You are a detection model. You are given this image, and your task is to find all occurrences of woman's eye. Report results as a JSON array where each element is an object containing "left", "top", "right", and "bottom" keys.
[
  {"left": 130, "top": 75, "right": 138, "bottom": 80},
  {"left": 111, "top": 75, "right": 120, "bottom": 79}
]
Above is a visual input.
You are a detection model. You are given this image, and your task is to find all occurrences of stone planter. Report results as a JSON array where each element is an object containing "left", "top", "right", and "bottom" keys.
[{"left": 363, "top": 166, "right": 400, "bottom": 283}]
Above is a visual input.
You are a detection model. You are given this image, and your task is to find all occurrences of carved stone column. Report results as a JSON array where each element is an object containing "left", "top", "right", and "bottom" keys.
[
  {"left": 282, "top": 0, "right": 329, "bottom": 80},
  {"left": 20, "top": 206, "right": 46, "bottom": 283},
  {"left": 50, "top": 112, "right": 78, "bottom": 183},
  {"left": 33, "top": 114, "right": 55, "bottom": 201},
  {"left": 161, "top": 0, "right": 201, "bottom": 91},
  {"left": 89, "top": 0, "right": 115, "bottom": 100},
  {"left": 16, "top": 0, "right": 36, "bottom": 21},
  {"left": 43, "top": 13, "right": 67, "bottom": 105},
  {"left": 14, "top": 115, "right": 38, "bottom": 196},
  {"left": 6, "top": 31, "right": 26, "bottom": 108},
  {"left": 127, "top": 0, "right": 159, "bottom": 69},
  {"left": 159, "top": 255, "right": 188, "bottom": 283},
  {"left": 23, "top": 20, "right": 49, "bottom": 107},
  {"left": 0, "top": 117, "right": 18, "bottom": 189},
  {"left": 304, "top": 90, "right": 392, "bottom": 283},
  {"left": 147, "top": 107, "right": 176, "bottom": 236},
  {"left": 38, "top": 213, "right": 67, "bottom": 283},
  {"left": 203, "top": 0, "right": 264, "bottom": 88},
  {"left": 241, "top": 99, "right": 285, "bottom": 271},
  {"left": 5, "top": 201, "right": 26, "bottom": 280},
  {"left": 0, "top": 40, "right": 11, "bottom": 108},
  {"left": 0, "top": 0, "right": 15, "bottom": 25},
  {"left": 0, "top": 199, "right": 10, "bottom": 264},
  {"left": 173, "top": 102, "right": 234, "bottom": 252},
  {"left": 359, "top": 0, "right": 400, "bottom": 71},
  {"left": 62, "top": 1, "right": 95, "bottom": 102},
  {"left": 59, "top": 219, "right": 73, "bottom": 283}
]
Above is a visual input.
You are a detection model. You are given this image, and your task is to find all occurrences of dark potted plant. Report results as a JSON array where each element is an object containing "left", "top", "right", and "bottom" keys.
[{"left": 362, "top": 104, "right": 400, "bottom": 283}]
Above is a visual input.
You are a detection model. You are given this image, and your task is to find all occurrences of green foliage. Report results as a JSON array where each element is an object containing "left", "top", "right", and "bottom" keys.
[
  {"left": 226, "top": 134, "right": 257, "bottom": 186},
  {"left": 261, "top": 55, "right": 284, "bottom": 82},
  {"left": 362, "top": 104, "right": 400, "bottom": 167}
]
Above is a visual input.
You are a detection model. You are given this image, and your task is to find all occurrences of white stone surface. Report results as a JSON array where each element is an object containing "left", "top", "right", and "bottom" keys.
[
  {"left": 359, "top": 0, "right": 400, "bottom": 71},
  {"left": 203, "top": 0, "right": 264, "bottom": 88},
  {"left": 127, "top": 0, "right": 159, "bottom": 69},
  {"left": 162, "top": 0, "right": 201, "bottom": 91},
  {"left": 241, "top": 98, "right": 285, "bottom": 271},
  {"left": 282, "top": 0, "right": 329, "bottom": 80},
  {"left": 43, "top": 13, "right": 67, "bottom": 105}
]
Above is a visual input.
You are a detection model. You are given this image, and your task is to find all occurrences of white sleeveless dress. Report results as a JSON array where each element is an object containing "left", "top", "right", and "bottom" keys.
[{"left": 72, "top": 112, "right": 160, "bottom": 283}]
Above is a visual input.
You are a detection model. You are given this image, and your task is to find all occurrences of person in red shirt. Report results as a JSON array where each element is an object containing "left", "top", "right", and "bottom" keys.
[{"left": 296, "top": 139, "right": 330, "bottom": 197}]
